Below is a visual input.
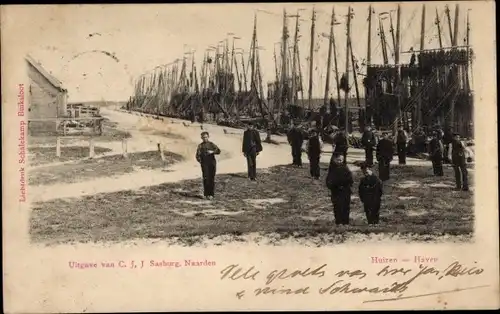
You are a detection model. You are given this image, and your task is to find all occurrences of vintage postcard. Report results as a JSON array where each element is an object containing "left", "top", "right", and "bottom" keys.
[{"left": 2, "top": 2, "right": 499, "bottom": 312}]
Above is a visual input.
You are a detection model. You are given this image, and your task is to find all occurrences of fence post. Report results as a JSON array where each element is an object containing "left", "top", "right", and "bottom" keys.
[
  {"left": 122, "top": 138, "right": 128, "bottom": 158},
  {"left": 56, "top": 137, "right": 61, "bottom": 157},
  {"left": 157, "top": 142, "right": 165, "bottom": 161},
  {"left": 89, "top": 137, "right": 95, "bottom": 158}
]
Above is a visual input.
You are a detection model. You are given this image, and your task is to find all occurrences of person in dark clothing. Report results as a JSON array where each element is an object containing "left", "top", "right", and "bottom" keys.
[
  {"left": 307, "top": 129, "right": 323, "bottom": 180},
  {"left": 242, "top": 123, "right": 263, "bottom": 181},
  {"left": 443, "top": 127, "right": 453, "bottom": 163},
  {"left": 332, "top": 129, "right": 349, "bottom": 165},
  {"left": 196, "top": 132, "right": 221, "bottom": 199},
  {"left": 396, "top": 127, "right": 408, "bottom": 164},
  {"left": 326, "top": 154, "right": 353, "bottom": 225},
  {"left": 287, "top": 123, "right": 304, "bottom": 167},
  {"left": 358, "top": 163, "right": 383, "bottom": 225},
  {"left": 376, "top": 132, "right": 394, "bottom": 181},
  {"left": 429, "top": 131, "right": 444, "bottom": 176},
  {"left": 361, "top": 126, "right": 377, "bottom": 166},
  {"left": 448, "top": 133, "right": 470, "bottom": 191}
]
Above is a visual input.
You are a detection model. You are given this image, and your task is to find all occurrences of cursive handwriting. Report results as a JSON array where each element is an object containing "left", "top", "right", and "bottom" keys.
[
  {"left": 220, "top": 264, "right": 260, "bottom": 281},
  {"left": 220, "top": 261, "right": 486, "bottom": 301},
  {"left": 265, "top": 264, "right": 327, "bottom": 285}
]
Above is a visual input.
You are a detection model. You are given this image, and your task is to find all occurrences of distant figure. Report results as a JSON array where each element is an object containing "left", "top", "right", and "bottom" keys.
[
  {"left": 358, "top": 163, "right": 383, "bottom": 225},
  {"left": 429, "top": 131, "right": 444, "bottom": 176},
  {"left": 396, "top": 127, "right": 408, "bottom": 164},
  {"left": 242, "top": 122, "right": 263, "bottom": 181},
  {"left": 332, "top": 129, "right": 349, "bottom": 165},
  {"left": 376, "top": 132, "right": 394, "bottom": 181},
  {"left": 196, "top": 132, "right": 221, "bottom": 199},
  {"left": 287, "top": 122, "right": 304, "bottom": 167},
  {"left": 448, "top": 133, "right": 470, "bottom": 191},
  {"left": 361, "top": 126, "right": 377, "bottom": 166},
  {"left": 307, "top": 128, "right": 323, "bottom": 180},
  {"left": 413, "top": 128, "right": 426, "bottom": 154},
  {"left": 326, "top": 154, "right": 353, "bottom": 225}
]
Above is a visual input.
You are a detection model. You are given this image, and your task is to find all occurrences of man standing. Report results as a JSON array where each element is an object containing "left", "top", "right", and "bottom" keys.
[
  {"left": 242, "top": 122, "right": 263, "bottom": 181},
  {"left": 196, "top": 132, "right": 221, "bottom": 199},
  {"left": 396, "top": 127, "right": 408, "bottom": 164},
  {"left": 326, "top": 154, "right": 353, "bottom": 225},
  {"left": 361, "top": 126, "right": 377, "bottom": 166},
  {"left": 443, "top": 127, "right": 453, "bottom": 163},
  {"left": 448, "top": 133, "right": 469, "bottom": 191},
  {"left": 429, "top": 131, "right": 444, "bottom": 176},
  {"left": 376, "top": 132, "right": 394, "bottom": 181},
  {"left": 332, "top": 129, "right": 349, "bottom": 165},
  {"left": 287, "top": 122, "right": 304, "bottom": 167},
  {"left": 307, "top": 128, "right": 323, "bottom": 180},
  {"left": 358, "top": 163, "right": 383, "bottom": 225}
]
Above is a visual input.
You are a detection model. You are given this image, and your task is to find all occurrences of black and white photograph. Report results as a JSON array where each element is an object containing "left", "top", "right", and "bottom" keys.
[
  {"left": 23, "top": 2, "right": 478, "bottom": 246},
  {"left": 3, "top": 2, "right": 499, "bottom": 312}
]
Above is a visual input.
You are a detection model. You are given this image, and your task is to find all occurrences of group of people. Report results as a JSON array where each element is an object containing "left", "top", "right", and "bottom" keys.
[{"left": 195, "top": 122, "right": 471, "bottom": 225}]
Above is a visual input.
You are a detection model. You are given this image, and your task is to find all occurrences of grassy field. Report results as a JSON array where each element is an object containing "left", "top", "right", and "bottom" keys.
[
  {"left": 28, "top": 146, "right": 114, "bottom": 167},
  {"left": 30, "top": 163, "right": 474, "bottom": 245},
  {"left": 29, "top": 150, "right": 184, "bottom": 186},
  {"left": 28, "top": 118, "right": 132, "bottom": 146}
]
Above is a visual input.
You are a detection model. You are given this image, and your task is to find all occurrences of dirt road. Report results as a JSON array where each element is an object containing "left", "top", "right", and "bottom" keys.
[{"left": 28, "top": 109, "right": 428, "bottom": 202}]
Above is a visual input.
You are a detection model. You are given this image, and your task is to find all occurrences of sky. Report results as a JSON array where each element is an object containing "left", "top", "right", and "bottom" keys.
[{"left": 11, "top": 2, "right": 483, "bottom": 102}]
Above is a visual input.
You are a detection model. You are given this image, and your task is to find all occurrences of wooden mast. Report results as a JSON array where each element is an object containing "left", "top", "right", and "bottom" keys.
[
  {"left": 417, "top": 4, "right": 426, "bottom": 129},
  {"left": 324, "top": 7, "right": 335, "bottom": 107},
  {"left": 332, "top": 7, "right": 341, "bottom": 108},
  {"left": 466, "top": 9, "right": 472, "bottom": 90},
  {"left": 344, "top": 6, "right": 352, "bottom": 132},
  {"left": 394, "top": 4, "right": 401, "bottom": 135},
  {"left": 291, "top": 12, "right": 300, "bottom": 105},
  {"left": 349, "top": 37, "right": 361, "bottom": 114},
  {"left": 308, "top": 8, "right": 316, "bottom": 111},
  {"left": 273, "top": 45, "right": 280, "bottom": 85},
  {"left": 466, "top": 9, "right": 472, "bottom": 137},
  {"left": 366, "top": 5, "right": 372, "bottom": 127},
  {"left": 389, "top": 11, "right": 397, "bottom": 62},
  {"left": 453, "top": 4, "right": 460, "bottom": 47},
  {"left": 251, "top": 14, "right": 258, "bottom": 116},
  {"left": 241, "top": 52, "right": 248, "bottom": 92},
  {"left": 445, "top": 5, "right": 454, "bottom": 46},
  {"left": 296, "top": 44, "right": 305, "bottom": 102},
  {"left": 280, "top": 9, "right": 288, "bottom": 120},
  {"left": 435, "top": 8, "right": 443, "bottom": 49},
  {"left": 450, "top": 4, "right": 460, "bottom": 131},
  {"left": 378, "top": 15, "right": 389, "bottom": 65}
]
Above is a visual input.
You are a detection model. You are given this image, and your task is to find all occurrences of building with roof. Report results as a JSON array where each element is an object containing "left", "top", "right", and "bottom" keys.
[{"left": 26, "top": 54, "right": 68, "bottom": 132}]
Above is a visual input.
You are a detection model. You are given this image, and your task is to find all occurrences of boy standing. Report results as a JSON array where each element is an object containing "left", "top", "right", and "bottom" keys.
[
  {"left": 307, "top": 128, "right": 323, "bottom": 180},
  {"left": 358, "top": 163, "right": 383, "bottom": 225},
  {"left": 196, "top": 132, "right": 221, "bottom": 199}
]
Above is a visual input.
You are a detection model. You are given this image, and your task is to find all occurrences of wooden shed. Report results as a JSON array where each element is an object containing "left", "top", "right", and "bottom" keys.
[{"left": 26, "top": 54, "right": 68, "bottom": 133}]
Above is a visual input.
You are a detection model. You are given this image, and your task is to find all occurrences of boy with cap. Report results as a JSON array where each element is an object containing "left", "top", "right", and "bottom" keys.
[
  {"left": 196, "top": 131, "right": 221, "bottom": 199},
  {"left": 307, "top": 128, "right": 323, "bottom": 180},
  {"left": 358, "top": 163, "right": 383, "bottom": 224}
]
